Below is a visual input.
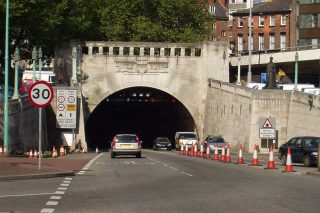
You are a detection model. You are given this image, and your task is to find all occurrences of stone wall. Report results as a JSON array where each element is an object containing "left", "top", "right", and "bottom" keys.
[{"left": 204, "top": 79, "right": 320, "bottom": 153}]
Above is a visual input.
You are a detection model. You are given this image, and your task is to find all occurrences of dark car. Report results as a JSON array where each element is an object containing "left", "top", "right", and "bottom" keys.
[
  {"left": 203, "top": 135, "right": 226, "bottom": 153},
  {"left": 278, "top": 136, "right": 320, "bottom": 167},
  {"left": 153, "top": 137, "right": 171, "bottom": 151}
]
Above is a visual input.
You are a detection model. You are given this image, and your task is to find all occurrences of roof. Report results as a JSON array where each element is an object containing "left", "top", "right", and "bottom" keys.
[
  {"left": 213, "top": 0, "right": 228, "bottom": 20},
  {"left": 232, "top": 0, "right": 291, "bottom": 16}
]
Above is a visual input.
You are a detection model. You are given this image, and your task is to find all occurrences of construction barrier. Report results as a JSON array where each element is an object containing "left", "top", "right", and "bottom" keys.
[
  {"left": 213, "top": 144, "right": 219, "bottom": 160},
  {"left": 185, "top": 144, "right": 188, "bottom": 155},
  {"left": 205, "top": 144, "right": 210, "bottom": 159},
  {"left": 193, "top": 144, "right": 197, "bottom": 157},
  {"left": 199, "top": 144, "right": 204, "bottom": 157},
  {"left": 59, "top": 145, "right": 65, "bottom": 156},
  {"left": 220, "top": 145, "right": 226, "bottom": 162},
  {"left": 180, "top": 144, "right": 184, "bottom": 155},
  {"left": 29, "top": 149, "right": 33, "bottom": 158}
]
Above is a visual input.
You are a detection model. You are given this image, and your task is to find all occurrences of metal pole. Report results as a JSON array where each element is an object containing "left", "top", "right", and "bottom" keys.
[
  {"left": 247, "top": 0, "right": 252, "bottom": 84},
  {"left": 13, "top": 47, "right": 20, "bottom": 99},
  {"left": 72, "top": 47, "right": 77, "bottom": 84},
  {"left": 318, "top": 143, "right": 320, "bottom": 171},
  {"left": 38, "top": 47, "right": 42, "bottom": 170},
  {"left": 237, "top": 53, "right": 241, "bottom": 85},
  {"left": 32, "top": 47, "right": 37, "bottom": 83},
  {"left": 294, "top": 52, "right": 299, "bottom": 90},
  {"left": 4, "top": 0, "right": 10, "bottom": 154}
]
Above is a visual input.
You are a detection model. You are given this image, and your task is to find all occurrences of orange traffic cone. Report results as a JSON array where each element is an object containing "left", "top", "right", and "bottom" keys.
[
  {"left": 199, "top": 144, "right": 204, "bottom": 157},
  {"left": 205, "top": 144, "right": 210, "bottom": 159},
  {"left": 96, "top": 147, "right": 99, "bottom": 153},
  {"left": 180, "top": 144, "right": 184, "bottom": 155},
  {"left": 250, "top": 145, "right": 260, "bottom": 166},
  {"left": 59, "top": 145, "right": 65, "bottom": 156},
  {"left": 220, "top": 144, "right": 226, "bottom": 161},
  {"left": 193, "top": 144, "right": 197, "bottom": 157},
  {"left": 224, "top": 144, "right": 232, "bottom": 163},
  {"left": 265, "top": 145, "right": 277, "bottom": 169},
  {"left": 213, "top": 144, "right": 219, "bottom": 160},
  {"left": 189, "top": 145, "right": 192, "bottom": 156},
  {"left": 3, "top": 146, "right": 7, "bottom": 156},
  {"left": 283, "top": 147, "right": 296, "bottom": 172},
  {"left": 29, "top": 149, "right": 33, "bottom": 158},
  {"left": 52, "top": 146, "right": 57, "bottom": 158},
  {"left": 0, "top": 146, "right": 3, "bottom": 155},
  {"left": 34, "top": 150, "right": 39, "bottom": 158},
  {"left": 236, "top": 144, "right": 245, "bottom": 164},
  {"left": 184, "top": 144, "right": 188, "bottom": 155}
]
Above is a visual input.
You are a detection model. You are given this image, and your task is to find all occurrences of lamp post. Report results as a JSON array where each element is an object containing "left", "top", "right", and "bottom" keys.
[
  {"left": 237, "top": 52, "right": 242, "bottom": 85},
  {"left": 72, "top": 47, "right": 77, "bottom": 84},
  {"left": 38, "top": 47, "right": 42, "bottom": 80},
  {"left": 4, "top": 0, "right": 10, "bottom": 154},
  {"left": 32, "top": 47, "right": 37, "bottom": 83},
  {"left": 13, "top": 47, "right": 20, "bottom": 99},
  {"left": 294, "top": 52, "right": 299, "bottom": 90},
  {"left": 247, "top": 0, "right": 252, "bottom": 84}
]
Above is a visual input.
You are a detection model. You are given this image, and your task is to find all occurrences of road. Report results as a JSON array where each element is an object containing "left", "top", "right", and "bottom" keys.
[{"left": 0, "top": 150, "right": 319, "bottom": 213}]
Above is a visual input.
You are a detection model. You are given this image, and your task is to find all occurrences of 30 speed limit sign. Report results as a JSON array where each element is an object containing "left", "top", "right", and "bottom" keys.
[{"left": 28, "top": 81, "right": 54, "bottom": 108}]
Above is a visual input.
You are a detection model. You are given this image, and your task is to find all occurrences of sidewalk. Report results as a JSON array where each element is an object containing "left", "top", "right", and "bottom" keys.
[{"left": 0, "top": 152, "right": 99, "bottom": 181}]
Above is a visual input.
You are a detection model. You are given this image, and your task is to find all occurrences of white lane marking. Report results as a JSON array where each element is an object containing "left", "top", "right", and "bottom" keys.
[
  {"left": 58, "top": 187, "right": 67, "bottom": 190},
  {"left": 77, "top": 172, "right": 85, "bottom": 175},
  {"left": 46, "top": 201, "right": 58, "bottom": 206},
  {"left": 60, "top": 184, "right": 69, "bottom": 187},
  {"left": 50, "top": 196, "right": 61, "bottom": 200},
  {"left": 96, "top": 162, "right": 106, "bottom": 164},
  {"left": 65, "top": 177, "right": 72, "bottom": 180},
  {"left": 63, "top": 181, "right": 71, "bottom": 184},
  {"left": 54, "top": 191, "right": 65, "bottom": 195},
  {"left": 144, "top": 162, "right": 155, "bottom": 165},
  {"left": 181, "top": 172, "right": 193, "bottom": 177},
  {"left": 169, "top": 167, "right": 178, "bottom": 171},
  {"left": 163, "top": 164, "right": 168, "bottom": 167},
  {"left": 82, "top": 153, "right": 104, "bottom": 169},
  {"left": 40, "top": 208, "right": 55, "bottom": 213},
  {"left": 0, "top": 193, "right": 54, "bottom": 198}
]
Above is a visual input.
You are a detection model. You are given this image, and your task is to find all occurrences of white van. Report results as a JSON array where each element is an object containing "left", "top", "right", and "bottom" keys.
[
  {"left": 175, "top": 132, "right": 198, "bottom": 151},
  {"left": 22, "top": 69, "right": 55, "bottom": 85}
]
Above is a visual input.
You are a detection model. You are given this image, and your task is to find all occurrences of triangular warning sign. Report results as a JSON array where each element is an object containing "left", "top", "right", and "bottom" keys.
[
  {"left": 262, "top": 119, "right": 272, "bottom": 128},
  {"left": 59, "top": 113, "right": 63, "bottom": 117}
]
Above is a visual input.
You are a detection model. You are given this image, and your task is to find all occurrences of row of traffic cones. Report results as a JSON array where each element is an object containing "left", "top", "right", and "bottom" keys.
[
  {"left": 179, "top": 143, "right": 296, "bottom": 173},
  {"left": 0, "top": 146, "right": 7, "bottom": 156}
]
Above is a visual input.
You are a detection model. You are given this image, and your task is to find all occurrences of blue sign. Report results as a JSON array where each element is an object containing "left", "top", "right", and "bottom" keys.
[{"left": 261, "top": 73, "right": 267, "bottom": 84}]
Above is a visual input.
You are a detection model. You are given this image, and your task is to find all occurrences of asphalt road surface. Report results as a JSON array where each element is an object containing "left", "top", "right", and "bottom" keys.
[{"left": 0, "top": 150, "right": 319, "bottom": 213}]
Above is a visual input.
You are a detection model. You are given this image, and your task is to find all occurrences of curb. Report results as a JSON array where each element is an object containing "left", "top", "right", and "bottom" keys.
[
  {"left": 306, "top": 171, "right": 320, "bottom": 177},
  {"left": 0, "top": 171, "right": 75, "bottom": 181}
]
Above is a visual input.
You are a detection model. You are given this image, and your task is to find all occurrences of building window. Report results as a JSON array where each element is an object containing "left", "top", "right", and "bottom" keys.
[
  {"left": 209, "top": 5, "right": 215, "bottom": 14},
  {"left": 269, "top": 34, "right": 275, "bottom": 50},
  {"left": 229, "top": 9, "right": 236, "bottom": 20},
  {"left": 259, "top": 16, "right": 265, "bottom": 27},
  {"left": 259, "top": 34, "right": 264, "bottom": 50},
  {"left": 238, "top": 35, "right": 244, "bottom": 52},
  {"left": 281, "top": 15, "right": 286, "bottom": 26},
  {"left": 299, "top": 15, "right": 312, "bottom": 28},
  {"left": 230, "top": 0, "right": 247, "bottom": 3},
  {"left": 221, "top": 30, "right": 226, "bottom": 37},
  {"left": 238, "top": 16, "right": 244, "bottom": 27},
  {"left": 280, "top": 33, "right": 286, "bottom": 49},
  {"left": 312, "top": 14, "right": 319, "bottom": 28},
  {"left": 270, "top": 16, "right": 275, "bottom": 27},
  {"left": 299, "top": 0, "right": 320, "bottom": 4}
]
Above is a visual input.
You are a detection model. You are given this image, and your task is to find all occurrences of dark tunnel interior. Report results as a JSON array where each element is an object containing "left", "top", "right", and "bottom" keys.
[{"left": 85, "top": 87, "right": 196, "bottom": 150}]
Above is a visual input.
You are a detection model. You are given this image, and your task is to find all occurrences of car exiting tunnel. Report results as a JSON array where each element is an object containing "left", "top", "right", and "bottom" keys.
[{"left": 85, "top": 87, "right": 196, "bottom": 150}]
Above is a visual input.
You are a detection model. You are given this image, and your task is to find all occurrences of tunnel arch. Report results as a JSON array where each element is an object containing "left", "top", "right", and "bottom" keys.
[{"left": 85, "top": 86, "right": 197, "bottom": 149}]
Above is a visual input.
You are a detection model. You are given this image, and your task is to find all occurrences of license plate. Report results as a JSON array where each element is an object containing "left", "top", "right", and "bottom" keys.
[{"left": 121, "top": 144, "right": 132, "bottom": 147}]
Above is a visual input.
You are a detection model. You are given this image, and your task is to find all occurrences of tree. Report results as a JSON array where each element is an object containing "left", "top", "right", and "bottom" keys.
[{"left": 0, "top": 0, "right": 213, "bottom": 59}]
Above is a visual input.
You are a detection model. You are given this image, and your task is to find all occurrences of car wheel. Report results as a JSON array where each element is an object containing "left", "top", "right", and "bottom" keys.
[
  {"left": 168, "top": 149, "right": 171, "bottom": 151},
  {"left": 281, "top": 155, "right": 287, "bottom": 165},
  {"left": 303, "top": 155, "right": 312, "bottom": 167},
  {"left": 136, "top": 153, "right": 141, "bottom": 158},
  {"left": 111, "top": 152, "right": 115, "bottom": 158}
]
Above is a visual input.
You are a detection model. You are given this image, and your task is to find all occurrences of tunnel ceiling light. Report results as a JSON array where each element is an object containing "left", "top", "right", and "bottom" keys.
[
  {"left": 132, "top": 93, "right": 137, "bottom": 97},
  {"left": 146, "top": 93, "right": 150, "bottom": 97},
  {"left": 139, "top": 93, "right": 143, "bottom": 97}
]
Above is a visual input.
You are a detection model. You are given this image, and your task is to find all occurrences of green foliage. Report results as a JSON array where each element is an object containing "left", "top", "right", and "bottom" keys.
[{"left": 0, "top": 0, "right": 213, "bottom": 58}]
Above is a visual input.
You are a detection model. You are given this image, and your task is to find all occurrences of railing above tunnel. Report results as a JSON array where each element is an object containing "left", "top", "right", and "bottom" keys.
[{"left": 81, "top": 41, "right": 209, "bottom": 57}]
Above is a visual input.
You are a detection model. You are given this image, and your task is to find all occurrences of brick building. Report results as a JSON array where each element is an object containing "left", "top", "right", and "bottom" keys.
[{"left": 231, "top": 0, "right": 293, "bottom": 53}]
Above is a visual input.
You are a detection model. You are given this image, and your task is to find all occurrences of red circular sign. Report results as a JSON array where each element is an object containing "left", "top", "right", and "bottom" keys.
[{"left": 28, "top": 81, "right": 54, "bottom": 108}]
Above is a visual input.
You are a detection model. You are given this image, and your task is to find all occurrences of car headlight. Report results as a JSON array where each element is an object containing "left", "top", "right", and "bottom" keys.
[
  {"left": 311, "top": 152, "right": 318, "bottom": 156},
  {"left": 156, "top": 143, "right": 161, "bottom": 146},
  {"left": 167, "top": 144, "right": 171, "bottom": 146}
]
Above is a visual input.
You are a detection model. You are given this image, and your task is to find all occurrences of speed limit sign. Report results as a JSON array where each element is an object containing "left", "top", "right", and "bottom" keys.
[{"left": 28, "top": 81, "right": 54, "bottom": 108}]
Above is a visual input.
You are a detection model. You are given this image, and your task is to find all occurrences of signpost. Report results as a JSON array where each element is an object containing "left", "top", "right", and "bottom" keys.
[
  {"left": 28, "top": 81, "right": 54, "bottom": 170},
  {"left": 56, "top": 89, "right": 77, "bottom": 129},
  {"left": 259, "top": 118, "right": 276, "bottom": 149}
]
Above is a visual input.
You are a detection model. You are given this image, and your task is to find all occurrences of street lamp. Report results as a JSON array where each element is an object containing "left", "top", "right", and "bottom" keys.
[
  {"left": 38, "top": 47, "right": 42, "bottom": 80},
  {"left": 4, "top": 0, "right": 10, "bottom": 154},
  {"left": 32, "top": 47, "right": 38, "bottom": 83},
  {"left": 294, "top": 52, "right": 299, "bottom": 90},
  {"left": 247, "top": 0, "right": 253, "bottom": 84},
  {"left": 12, "top": 47, "right": 20, "bottom": 99},
  {"left": 237, "top": 52, "right": 241, "bottom": 85},
  {"left": 72, "top": 47, "right": 77, "bottom": 84}
]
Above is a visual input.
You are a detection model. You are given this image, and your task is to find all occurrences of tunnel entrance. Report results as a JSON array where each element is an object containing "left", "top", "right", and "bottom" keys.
[{"left": 85, "top": 87, "right": 196, "bottom": 150}]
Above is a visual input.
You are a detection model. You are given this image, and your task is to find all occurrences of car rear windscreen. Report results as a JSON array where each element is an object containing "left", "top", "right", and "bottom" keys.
[
  {"left": 117, "top": 135, "right": 137, "bottom": 143},
  {"left": 178, "top": 133, "right": 197, "bottom": 139},
  {"left": 208, "top": 137, "right": 225, "bottom": 143}
]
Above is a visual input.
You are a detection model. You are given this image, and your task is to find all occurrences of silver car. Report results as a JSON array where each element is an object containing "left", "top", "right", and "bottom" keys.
[{"left": 110, "top": 134, "right": 142, "bottom": 158}]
